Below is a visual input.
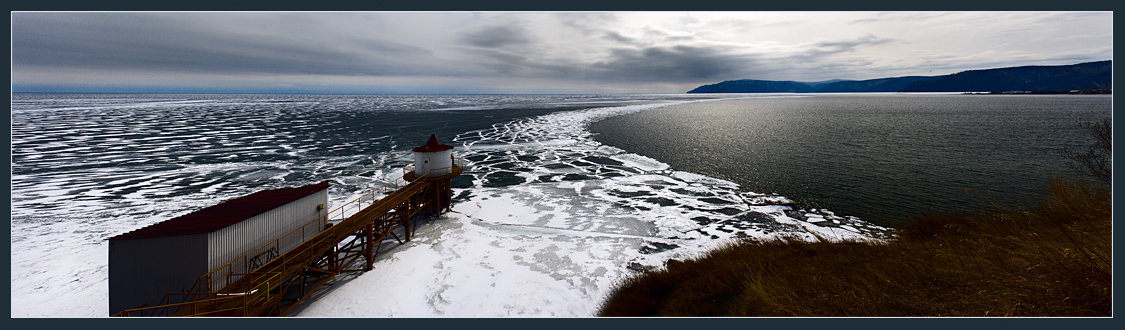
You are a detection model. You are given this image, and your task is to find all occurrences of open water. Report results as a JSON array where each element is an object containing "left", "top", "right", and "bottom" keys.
[{"left": 590, "top": 93, "right": 1112, "bottom": 226}]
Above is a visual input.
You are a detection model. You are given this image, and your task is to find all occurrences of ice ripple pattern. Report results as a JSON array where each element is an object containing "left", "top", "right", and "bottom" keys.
[
  {"left": 9, "top": 95, "right": 462, "bottom": 317},
  {"left": 12, "top": 99, "right": 405, "bottom": 223},
  {"left": 452, "top": 102, "right": 890, "bottom": 241},
  {"left": 297, "top": 100, "right": 891, "bottom": 317}
]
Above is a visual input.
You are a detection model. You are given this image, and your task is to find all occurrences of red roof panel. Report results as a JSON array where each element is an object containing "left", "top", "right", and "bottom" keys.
[
  {"left": 110, "top": 181, "right": 331, "bottom": 240},
  {"left": 411, "top": 134, "right": 454, "bottom": 152}
]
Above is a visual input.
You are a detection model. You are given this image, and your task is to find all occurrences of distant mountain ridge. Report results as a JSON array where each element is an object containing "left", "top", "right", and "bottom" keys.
[{"left": 687, "top": 60, "right": 1111, "bottom": 93}]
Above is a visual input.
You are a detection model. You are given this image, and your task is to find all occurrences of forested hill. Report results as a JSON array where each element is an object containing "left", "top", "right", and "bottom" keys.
[{"left": 687, "top": 60, "right": 1111, "bottom": 93}]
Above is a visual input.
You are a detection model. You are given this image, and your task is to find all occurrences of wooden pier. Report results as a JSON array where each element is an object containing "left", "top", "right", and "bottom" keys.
[{"left": 112, "top": 161, "right": 462, "bottom": 317}]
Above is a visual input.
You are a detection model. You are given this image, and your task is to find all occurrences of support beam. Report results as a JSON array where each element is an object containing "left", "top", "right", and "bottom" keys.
[{"left": 114, "top": 172, "right": 458, "bottom": 317}]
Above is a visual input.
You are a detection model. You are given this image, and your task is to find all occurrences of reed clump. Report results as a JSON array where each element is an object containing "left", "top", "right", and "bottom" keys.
[{"left": 598, "top": 177, "right": 1111, "bottom": 317}]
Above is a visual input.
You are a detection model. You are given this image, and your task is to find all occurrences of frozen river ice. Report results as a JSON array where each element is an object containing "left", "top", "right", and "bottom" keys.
[{"left": 10, "top": 94, "right": 885, "bottom": 317}]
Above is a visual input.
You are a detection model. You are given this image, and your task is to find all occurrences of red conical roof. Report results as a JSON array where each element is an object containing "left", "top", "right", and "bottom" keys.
[{"left": 412, "top": 134, "right": 454, "bottom": 152}]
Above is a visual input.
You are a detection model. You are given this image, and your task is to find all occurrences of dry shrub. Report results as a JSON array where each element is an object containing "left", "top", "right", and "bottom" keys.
[{"left": 598, "top": 178, "right": 1111, "bottom": 317}]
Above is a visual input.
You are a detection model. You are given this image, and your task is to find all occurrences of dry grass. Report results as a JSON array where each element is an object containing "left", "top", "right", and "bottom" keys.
[{"left": 598, "top": 178, "right": 1111, "bottom": 317}]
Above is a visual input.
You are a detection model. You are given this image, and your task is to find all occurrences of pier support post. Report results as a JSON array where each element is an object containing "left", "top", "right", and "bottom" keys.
[{"left": 364, "top": 223, "right": 374, "bottom": 271}]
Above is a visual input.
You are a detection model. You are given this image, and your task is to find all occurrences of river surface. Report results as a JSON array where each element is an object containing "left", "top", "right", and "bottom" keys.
[{"left": 590, "top": 93, "right": 1112, "bottom": 226}]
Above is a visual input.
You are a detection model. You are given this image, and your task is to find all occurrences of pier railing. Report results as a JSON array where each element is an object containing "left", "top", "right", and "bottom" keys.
[
  {"left": 113, "top": 169, "right": 436, "bottom": 317},
  {"left": 116, "top": 271, "right": 283, "bottom": 317},
  {"left": 403, "top": 157, "right": 467, "bottom": 178},
  {"left": 200, "top": 173, "right": 422, "bottom": 292}
]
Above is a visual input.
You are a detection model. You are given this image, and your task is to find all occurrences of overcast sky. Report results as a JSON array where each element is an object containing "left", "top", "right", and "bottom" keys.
[{"left": 10, "top": 11, "right": 1113, "bottom": 94}]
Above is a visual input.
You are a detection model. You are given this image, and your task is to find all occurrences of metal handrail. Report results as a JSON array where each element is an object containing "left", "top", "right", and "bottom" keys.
[
  {"left": 114, "top": 156, "right": 465, "bottom": 315},
  {"left": 113, "top": 271, "right": 282, "bottom": 317},
  {"left": 199, "top": 171, "right": 429, "bottom": 291},
  {"left": 117, "top": 168, "right": 440, "bottom": 316},
  {"left": 403, "top": 157, "right": 467, "bottom": 177}
]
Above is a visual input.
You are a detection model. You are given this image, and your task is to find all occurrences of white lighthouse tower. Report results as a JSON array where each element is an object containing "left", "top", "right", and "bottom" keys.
[
  {"left": 410, "top": 134, "right": 455, "bottom": 177},
  {"left": 404, "top": 134, "right": 461, "bottom": 212}
]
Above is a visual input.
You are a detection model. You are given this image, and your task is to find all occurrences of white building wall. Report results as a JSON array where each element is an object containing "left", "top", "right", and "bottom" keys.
[
  {"left": 205, "top": 189, "right": 328, "bottom": 289},
  {"left": 413, "top": 149, "right": 453, "bottom": 177}
]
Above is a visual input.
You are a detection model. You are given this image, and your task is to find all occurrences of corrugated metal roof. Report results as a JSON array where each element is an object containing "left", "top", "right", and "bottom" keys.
[
  {"left": 411, "top": 134, "right": 454, "bottom": 152},
  {"left": 110, "top": 181, "right": 331, "bottom": 240}
]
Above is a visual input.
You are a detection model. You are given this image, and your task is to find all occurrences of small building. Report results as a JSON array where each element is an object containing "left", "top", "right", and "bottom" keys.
[
  {"left": 411, "top": 134, "right": 455, "bottom": 177},
  {"left": 108, "top": 181, "right": 330, "bottom": 316},
  {"left": 404, "top": 134, "right": 462, "bottom": 213}
]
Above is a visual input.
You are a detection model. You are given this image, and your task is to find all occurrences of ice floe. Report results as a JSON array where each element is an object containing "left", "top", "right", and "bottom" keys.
[{"left": 296, "top": 100, "right": 890, "bottom": 317}]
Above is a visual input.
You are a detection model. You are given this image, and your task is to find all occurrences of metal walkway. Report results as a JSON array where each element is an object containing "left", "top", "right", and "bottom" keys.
[{"left": 113, "top": 164, "right": 461, "bottom": 317}]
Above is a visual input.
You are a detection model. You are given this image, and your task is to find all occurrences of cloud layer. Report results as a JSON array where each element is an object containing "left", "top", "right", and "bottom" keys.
[{"left": 11, "top": 12, "right": 1113, "bottom": 94}]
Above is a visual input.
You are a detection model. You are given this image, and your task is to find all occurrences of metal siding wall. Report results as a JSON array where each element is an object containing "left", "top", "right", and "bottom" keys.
[
  {"left": 206, "top": 189, "right": 328, "bottom": 288},
  {"left": 108, "top": 233, "right": 208, "bottom": 315}
]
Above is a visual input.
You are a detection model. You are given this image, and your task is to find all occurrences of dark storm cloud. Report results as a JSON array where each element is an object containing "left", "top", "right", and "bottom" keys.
[
  {"left": 11, "top": 13, "right": 445, "bottom": 77},
  {"left": 814, "top": 34, "right": 891, "bottom": 51},
  {"left": 554, "top": 12, "right": 620, "bottom": 36},
  {"left": 582, "top": 33, "right": 896, "bottom": 84},
  {"left": 602, "top": 32, "right": 638, "bottom": 45},
  {"left": 460, "top": 24, "right": 534, "bottom": 49},
  {"left": 11, "top": 11, "right": 1112, "bottom": 94},
  {"left": 451, "top": 20, "right": 548, "bottom": 75},
  {"left": 464, "top": 49, "right": 530, "bottom": 75},
  {"left": 354, "top": 39, "right": 435, "bottom": 57},
  {"left": 790, "top": 34, "right": 893, "bottom": 63},
  {"left": 589, "top": 45, "right": 757, "bottom": 82},
  {"left": 460, "top": 14, "right": 758, "bottom": 84}
]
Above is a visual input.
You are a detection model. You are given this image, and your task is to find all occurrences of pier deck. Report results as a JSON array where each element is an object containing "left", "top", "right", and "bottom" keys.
[{"left": 113, "top": 165, "right": 461, "bottom": 317}]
